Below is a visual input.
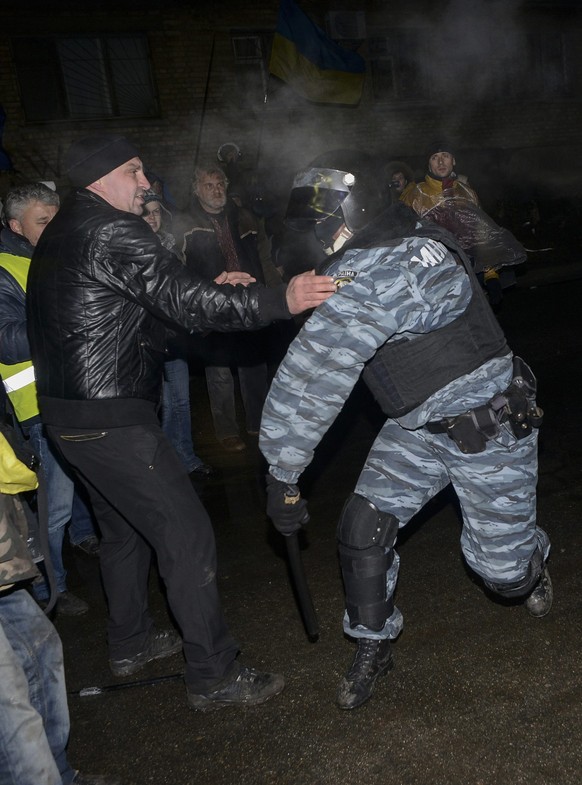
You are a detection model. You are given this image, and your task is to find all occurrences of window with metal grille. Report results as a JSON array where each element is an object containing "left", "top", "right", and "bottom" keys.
[
  {"left": 11, "top": 34, "right": 158, "bottom": 122},
  {"left": 369, "top": 31, "right": 431, "bottom": 101},
  {"left": 370, "top": 27, "right": 576, "bottom": 104},
  {"left": 231, "top": 35, "right": 264, "bottom": 63},
  {"left": 230, "top": 31, "right": 271, "bottom": 106},
  {"left": 436, "top": 29, "right": 572, "bottom": 102}
]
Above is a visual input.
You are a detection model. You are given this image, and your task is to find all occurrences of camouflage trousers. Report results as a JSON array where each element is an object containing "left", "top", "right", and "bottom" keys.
[{"left": 343, "top": 418, "right": 550, "bottom": 641}]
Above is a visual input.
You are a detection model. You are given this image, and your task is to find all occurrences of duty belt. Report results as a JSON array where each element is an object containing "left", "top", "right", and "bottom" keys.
[{"left": 425, "top": 356, "right": 543, "bottom": 454}]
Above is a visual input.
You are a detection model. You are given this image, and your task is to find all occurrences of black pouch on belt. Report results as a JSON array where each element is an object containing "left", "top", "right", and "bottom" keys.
[
  {"left": 445, "top": 414, "right": 488, "bottom": 454},
  {"left": 447, "top": 401, "right": 502, "bottom": 454},
  {"left": 426, "top": 403, "right": 500, "bottom": 454}
]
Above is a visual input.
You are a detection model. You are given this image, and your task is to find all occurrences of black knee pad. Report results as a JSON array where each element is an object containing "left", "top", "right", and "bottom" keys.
[
  {"left": 337, "top": 493, "right": 399, "bottom": 550},
  {"left": 337, "top": 493, "right": 399, "bottom": 631},
  {"left": 339, "top": 543, "right": 394, "bottom": 631},
  {"left": 484, "top": 542, "right": 545, "bottom": 599}
]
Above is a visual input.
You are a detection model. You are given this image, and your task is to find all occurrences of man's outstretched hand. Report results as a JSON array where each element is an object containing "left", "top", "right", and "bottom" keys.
[{"left": 285, "top": 270, "right": 335, "bottom": 315}]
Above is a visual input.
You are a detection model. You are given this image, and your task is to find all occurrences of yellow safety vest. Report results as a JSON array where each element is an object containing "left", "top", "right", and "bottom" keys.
[
  {"left": 0, "top": 253, "right": 39, "bottom": 423},
  {"left": 0, "top": 431, "right": 38, "bottom": 494}
]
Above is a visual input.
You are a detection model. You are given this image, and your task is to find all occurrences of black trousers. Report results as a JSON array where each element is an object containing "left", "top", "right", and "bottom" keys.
[{"left": 47, "top": 422, "right": 239, "bottom": 691}]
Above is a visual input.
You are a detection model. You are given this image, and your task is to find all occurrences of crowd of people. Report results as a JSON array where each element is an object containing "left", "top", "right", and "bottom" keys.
[{"left": 0, "top": 134, "right": 551, "bottom": 783}]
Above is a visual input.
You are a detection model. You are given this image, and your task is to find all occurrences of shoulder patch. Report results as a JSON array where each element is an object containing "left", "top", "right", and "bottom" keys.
[{"left": 334, "top": 270, "right": 357, "bottom": 289}]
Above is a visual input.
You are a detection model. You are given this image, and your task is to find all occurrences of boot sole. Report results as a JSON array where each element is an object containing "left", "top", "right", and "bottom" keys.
[{"left": 188, "top": 683, "right": 285, "bottom": 712}]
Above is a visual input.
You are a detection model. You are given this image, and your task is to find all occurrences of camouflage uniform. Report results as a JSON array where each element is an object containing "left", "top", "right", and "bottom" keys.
[
  {"left": 0, "top": 437, "right": 76, "bottom": 785},
  {"left": 260, "top": 234, "right": 550, "bottom": 641}
]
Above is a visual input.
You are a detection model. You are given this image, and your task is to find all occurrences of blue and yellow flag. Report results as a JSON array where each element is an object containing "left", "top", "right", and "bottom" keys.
[{"left": 269, "top": 0, "right": 365, "bottom": 105}]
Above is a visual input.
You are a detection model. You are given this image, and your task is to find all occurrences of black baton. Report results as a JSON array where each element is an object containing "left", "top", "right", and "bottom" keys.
[
  {"left": 284, "top": 532, "right": 319, "bottom": 643},
  {"left": 69, "top": 672, "right": 184, "bottom": 697}
]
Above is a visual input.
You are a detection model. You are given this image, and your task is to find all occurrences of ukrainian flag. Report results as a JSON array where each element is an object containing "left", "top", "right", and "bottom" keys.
[{"left": 269, "top": 0, "right": 365, "bottom": 105}]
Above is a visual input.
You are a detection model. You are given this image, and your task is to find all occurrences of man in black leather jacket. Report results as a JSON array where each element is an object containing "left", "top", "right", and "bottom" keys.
[{"left": 26, "top": 135, "right": 335, "bottom": 712}]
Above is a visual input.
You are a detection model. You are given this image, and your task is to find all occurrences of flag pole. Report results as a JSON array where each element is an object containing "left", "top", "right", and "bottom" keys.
[
  {"left": 255, "top": 47, "right": 271, "bottom": 173},
  {"left": 193, "top": 34, "right": 216, "bottom": 170}
]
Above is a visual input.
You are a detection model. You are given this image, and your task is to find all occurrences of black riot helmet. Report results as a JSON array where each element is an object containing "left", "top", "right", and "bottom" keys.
[{"left": 285, "top": 150, "right": 383, "bottom": 241}]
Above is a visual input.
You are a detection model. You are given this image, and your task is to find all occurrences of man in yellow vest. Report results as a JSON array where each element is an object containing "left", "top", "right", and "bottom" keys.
[{"left": 0, "top": 183, "right": 96, "bottom": 615}]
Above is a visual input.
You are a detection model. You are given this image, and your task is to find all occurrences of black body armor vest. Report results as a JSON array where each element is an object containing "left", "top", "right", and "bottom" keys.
[{"left": 320, "top": 205, "right": 509, "bottom": 419}]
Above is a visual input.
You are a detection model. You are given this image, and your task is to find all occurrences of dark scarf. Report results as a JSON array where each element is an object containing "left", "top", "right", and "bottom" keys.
[{"left": 208, "top": 213, "right": 240, "bottom": 272}]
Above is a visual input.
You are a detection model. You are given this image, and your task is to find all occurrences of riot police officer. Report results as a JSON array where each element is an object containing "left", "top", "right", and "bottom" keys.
[{"left": 260, "top": 154, "right": 552, "bottom": 711}]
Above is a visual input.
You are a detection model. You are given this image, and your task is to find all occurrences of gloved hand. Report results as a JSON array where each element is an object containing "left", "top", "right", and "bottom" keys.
[
  {"left": 484, "top": 267, "right": 503, "bottom": 307},
  {"left": 265, "top": 475, "right": 310, "bottom": 536}
]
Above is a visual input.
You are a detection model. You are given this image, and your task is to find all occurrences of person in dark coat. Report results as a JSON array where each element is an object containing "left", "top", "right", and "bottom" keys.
[
  {"left": 26, "top": 135, "right": 335, "bottom": 711},
  {"left": 183, "top": 164, "right": 271, "bottom": 452}
]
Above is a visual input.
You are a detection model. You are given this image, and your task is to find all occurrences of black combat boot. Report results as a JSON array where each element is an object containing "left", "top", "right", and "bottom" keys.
[
  {"left": 336, "top": 638, "right": 394, "bottom": 710},
  {"left": 524, "top": 567, "right": 553, "bottom": 618}
]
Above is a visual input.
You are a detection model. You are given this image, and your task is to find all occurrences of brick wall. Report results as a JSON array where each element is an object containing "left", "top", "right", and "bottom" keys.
[{"left": 2, "top": 0, "right": 582, "bottom": 211}]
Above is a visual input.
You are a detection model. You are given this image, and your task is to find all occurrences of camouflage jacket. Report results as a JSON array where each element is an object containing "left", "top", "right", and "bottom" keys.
[
  {"left": 0, "top": 493, "right": 38, "bottom": 589},
  {"left": 259, "top": 233, "right": 513, "bottom": 484},
  {"left": 0, "top": 430, "right": 39, "bottom": 589}
]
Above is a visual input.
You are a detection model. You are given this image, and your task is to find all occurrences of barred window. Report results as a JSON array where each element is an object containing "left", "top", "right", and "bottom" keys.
[
  {"left": 231, "top": 35, "right": 264, "bottom": 64},
  {"left": 12, "top": 34, "right": 158, "bottom": 122},
  {"left": 369, "top": 27, "right": 575, "bottom": 104},
  {"left": 369, "top": 31, "right": 431, "bottom": 102},
  {"left": 230, "top": 30, "right": 271, "bottom": 106}
]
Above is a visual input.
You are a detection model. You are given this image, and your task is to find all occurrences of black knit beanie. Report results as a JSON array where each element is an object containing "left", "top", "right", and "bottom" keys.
[
  {"left": 64, "top": 135, "right": 140, "bottom": 187},
  {"left": 426, "top": 140, "right": 455, "bottom": 160}
]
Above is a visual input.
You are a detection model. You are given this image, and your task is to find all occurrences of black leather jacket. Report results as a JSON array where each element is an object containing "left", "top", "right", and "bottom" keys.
[
  {"left": 27, "top": 189, "right": 289, "bottom": 426},
  {"left": 0, "top": 227, "right": 34, "bottom": 365}
]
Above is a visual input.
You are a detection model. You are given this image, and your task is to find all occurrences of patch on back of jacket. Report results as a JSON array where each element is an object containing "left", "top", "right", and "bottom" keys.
[{"left": 409, "top": 238, "right": 448, "bottom": 268}]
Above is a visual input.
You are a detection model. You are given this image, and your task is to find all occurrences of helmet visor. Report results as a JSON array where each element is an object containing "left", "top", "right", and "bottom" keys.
[{"left": 285, "top": 168, "right": 355, "bottom": 227}]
